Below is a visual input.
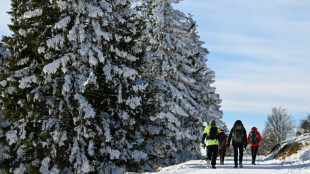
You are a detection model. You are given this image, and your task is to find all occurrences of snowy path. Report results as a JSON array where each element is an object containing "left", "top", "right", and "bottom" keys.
[{"left": 148, "top": 156, "right": 310, "bottom": 174}]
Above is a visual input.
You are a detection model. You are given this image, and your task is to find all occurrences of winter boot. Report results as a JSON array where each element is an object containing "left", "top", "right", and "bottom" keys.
[
  {"left": 239, "top": 163, "right": 243, "bottom": 168},
  {"left": 212, "top": 165, "right": 216, "bottom": 169},
  {"left": 234, "top": 163, "right": 238, "bottom": 168}
]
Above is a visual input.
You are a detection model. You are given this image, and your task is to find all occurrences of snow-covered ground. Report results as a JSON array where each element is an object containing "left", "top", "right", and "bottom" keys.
[
  {"left": 144, "top": 133, "right": 310, "bottom": 174},
  {"left": 145, "top": 156, "right": 310, "bottom": 174}
]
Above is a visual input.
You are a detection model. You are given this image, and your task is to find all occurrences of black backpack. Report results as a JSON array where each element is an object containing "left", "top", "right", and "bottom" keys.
[
  {"left": 208, "top": 126, "right": 218, "bottom": 140},
  {"left": 249, "top": 130, "right": 259, "bottom": 144},
  {"left": 232, "top": 125, "right": 244, "bottom": 143}
]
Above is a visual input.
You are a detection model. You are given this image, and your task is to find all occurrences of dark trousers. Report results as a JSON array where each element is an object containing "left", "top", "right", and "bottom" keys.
[
  {"left": 207, "top": 145, "right": 218, "bottom": 166},
  {"left": 233, "top": 144, "right": 244, "bottom": 166},
  {"left": 219, "top": 146, "right": 227, "bottom": 164},
  {"left": 251, "top": 146, "right": 259, "bottom": 162}
]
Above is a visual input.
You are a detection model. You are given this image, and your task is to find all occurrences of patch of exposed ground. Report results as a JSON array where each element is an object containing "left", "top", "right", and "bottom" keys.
[
  {"left": 268, "top": 144, "right": 280, "bottom": 156},
  {"left": 275, "top": 142, "right": 302, "bottom": 160}
]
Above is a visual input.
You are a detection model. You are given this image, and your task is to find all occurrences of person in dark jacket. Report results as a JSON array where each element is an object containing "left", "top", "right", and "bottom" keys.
[
  {"left": 227, "top": 120, "right": 247, "bottom": 168},
  {"left": 219, "top": 129, "right": 228, "bottom": 165},
  {"left": 247, "top": 127, "right": 262, "bottom": 165},
  {"left": 201, "top": 120, "right": 221, "bottom": 169}
]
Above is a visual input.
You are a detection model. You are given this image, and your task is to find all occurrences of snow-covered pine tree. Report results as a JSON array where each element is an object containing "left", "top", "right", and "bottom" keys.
[
  {"left": 185, "top": 14, "right": 222, "bottom": 123},
  {"left": 0, "top": 42, "right": 11, "bottom": 164},
  {"left": 0, "top": 1, "right": 63, "bottom": 173},
  {"left": 1, "top": 0, "right": 149, "bottom": 173},
  {"left": 137, "top": 0, "right": 222, "bottom": 168}
]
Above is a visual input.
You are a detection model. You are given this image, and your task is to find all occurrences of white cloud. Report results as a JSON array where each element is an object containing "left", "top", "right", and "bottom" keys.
[
  {"left": 174, "top": 1, "right": 310, "bottom": 121},
  {"left": 202, "top": 31, "right": 310, "bottom": 64},
  {"left": 215, "top": 80, "right": 310, "bottom": 113}
]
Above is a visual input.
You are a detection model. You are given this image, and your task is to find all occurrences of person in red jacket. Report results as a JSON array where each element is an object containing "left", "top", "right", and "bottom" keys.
[
  {"left": 219, "top": 130, "right": 228, "bottom": 165},
  {"left": 247, "top": 127, "right": 262, "bottom": 165}
]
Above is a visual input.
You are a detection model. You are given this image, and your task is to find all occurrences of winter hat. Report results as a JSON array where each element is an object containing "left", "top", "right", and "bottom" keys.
[
  {"left": 251, "top": 127, "right": 257, "bottom": 131},
  {"left": 209, "top": 120, "right": 216, "bottom": 126}
]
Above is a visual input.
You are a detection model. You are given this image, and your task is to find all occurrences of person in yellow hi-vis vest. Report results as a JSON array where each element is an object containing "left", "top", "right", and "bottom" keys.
[{"left": 201, "top": 120, "right": 221, "bottom": 169}]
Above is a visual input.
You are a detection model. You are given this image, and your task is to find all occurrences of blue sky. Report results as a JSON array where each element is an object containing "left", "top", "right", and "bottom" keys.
[
  {"left": 174, "top": 0, "right": 310, "bottom": 131},
  {"left": 1, "top": 0, "right": 310, "bottom": 133}
]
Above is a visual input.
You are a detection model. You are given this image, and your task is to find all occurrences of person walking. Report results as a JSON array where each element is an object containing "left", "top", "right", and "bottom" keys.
[
  {"left": 227, "top": 120, "right": 247, "bottom": 168},
  {"left": 219, "top": 129, "right": 228, "bottom": 165},
  {"left": 201, "top": 120, "right": 221, "bottom": 169},
  {"left": 247, "top": 127, "right": 262, "bottom": 165}
]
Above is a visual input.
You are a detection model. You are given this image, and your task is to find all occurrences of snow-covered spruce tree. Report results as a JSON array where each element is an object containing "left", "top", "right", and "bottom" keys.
[
  {"left": 0, "top": 42, "right": 11, "bottom": 165},
  {"left": 47, "top": 0, "right": 150, "bottom": 173},
  {"left": 137, "top": 0, "right": 222, "bottom": 168},
  {"left": 0, "top": 1, "right": 63, "bottom": 173},
  {"left": 186, "top": 15, "right": 222, "bottom": 124},
  {"left": 1, "top": 0, "right": 149, "bottom": 173}
]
